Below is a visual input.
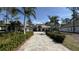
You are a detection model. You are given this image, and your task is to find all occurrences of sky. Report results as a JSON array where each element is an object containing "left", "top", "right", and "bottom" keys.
[
  {"left": 0, "top": 7, "right": 73, "bottom": 24},
  {"left": 31, "top": 7, "right": 72, "bottom": 24}
]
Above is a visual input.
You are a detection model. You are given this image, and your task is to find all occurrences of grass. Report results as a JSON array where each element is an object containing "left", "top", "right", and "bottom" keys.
[
  {"left": 63, "top": 35, "right": 79, "bottom": 51},
  {"left": 0, "top": 32, "right": 33, "bottom": 51}
]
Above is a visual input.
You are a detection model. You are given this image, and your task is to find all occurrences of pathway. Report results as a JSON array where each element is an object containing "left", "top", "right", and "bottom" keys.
[{"left": 18, "top": 32, "right": 70, "bottom": 51}]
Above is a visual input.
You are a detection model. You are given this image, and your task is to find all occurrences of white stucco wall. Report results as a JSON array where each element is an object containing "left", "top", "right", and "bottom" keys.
[
  {"left": 0, "top": 27, "right": 1, "bottom": 30},
  {"left": 75, "top": 27, "right": 79, "bottom": 32},
  {"left": 60, "top": 27, "right": 79, "bottom": 33}
]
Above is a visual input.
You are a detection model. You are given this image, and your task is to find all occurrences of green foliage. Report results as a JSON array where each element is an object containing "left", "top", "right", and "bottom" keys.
[
  {"left": 7, "top": 21, "right": 22, "bottom": 32},
  {"left": 52, "top": 28, "right": 59, "bottom": 32},
  {"left": 48, "top": 16, "right": 58, "bottom": 23},
  {"left": 0, "top": 32, "right": 33, "bottom": 51},
  {"left": 48, "top": 16, "right": 59, "bottom": 32},
  {"left": 46, "top": 32, "right": 65, "bottom": 43}
]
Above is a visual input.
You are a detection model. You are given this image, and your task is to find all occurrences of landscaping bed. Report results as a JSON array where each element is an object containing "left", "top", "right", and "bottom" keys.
[
  {"left": 0, "top": 32, "right": 33, "bottom": 51},
  {"left": 46, "top": 32, "right": 65, "bottom": 43}
]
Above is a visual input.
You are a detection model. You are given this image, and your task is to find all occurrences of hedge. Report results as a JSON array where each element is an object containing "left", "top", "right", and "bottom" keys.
[
  {"left": 46, "top": 32, "right": 65, "bottom": 43},
  {"left": 0, "top": 32, "right": 33, "bottom": 51}
]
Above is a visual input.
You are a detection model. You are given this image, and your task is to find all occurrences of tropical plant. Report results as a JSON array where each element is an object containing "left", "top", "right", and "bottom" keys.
[
  {"left": 13, "top": 7, "right": 36, "bottom": 34},
  {"left": 0, "top": 7, "right": 36, "bottom": 33},
  {"left": 0, "top": 32, "right": 33, "bottom": 51},
  {"left": 0, "top": 7, "right": 18, "bottom": 32},
  {"left": 21, "top": 7, "right": 36, "bottom": 34},
  {"left": 62, "top": 18, "right": 70, "bottom": 24},
  {"left": 7, "top": 21, "right": 22, "bottom": 32},
  {"left": 68, "top": 7, "right": 79, "bottom": 32},
  {"left": 48, "top": 16, "right": 59, "bottom": 31}
]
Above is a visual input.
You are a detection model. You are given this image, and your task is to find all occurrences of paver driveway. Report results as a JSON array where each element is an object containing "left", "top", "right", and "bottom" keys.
[{"left": 18, "top": 32, "right": 70, "bottom": 51}]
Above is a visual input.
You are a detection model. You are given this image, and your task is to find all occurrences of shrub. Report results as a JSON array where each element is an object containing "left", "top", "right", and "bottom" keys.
[
  {"left": 46, "top": 32, "right": 65, "bottom": 43},
  {"left": 0, "top": 32, "right": 33, "bottom": 51}
]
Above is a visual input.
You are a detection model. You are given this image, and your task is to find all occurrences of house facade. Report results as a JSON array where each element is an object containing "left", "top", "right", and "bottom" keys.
[
  {"left": 33, "top": 24, "right": 51, "bottom": 32},
  {"left": 60, "top": 19, "right": 79, "bottom": 33}
]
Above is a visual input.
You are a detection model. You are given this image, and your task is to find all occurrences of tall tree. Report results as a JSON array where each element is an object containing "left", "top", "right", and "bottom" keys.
[
  {"left": 8, "top": 21, "right": 22, "bottom": 32},
  {"left": 0, "top": 7, "right": 36, "bottom": 33},
  {"left": 14, "top": 7, "right": 36, "bottom": 34},
  {"left": 62, "top": 18, "right": 70, "bottom": 24},
  {"left": 68, "top": 7, "right": 79, "bottom": 32},
  {"left": 20, "top": 7, "right": 36, "bottom": 34},
  {"left": 0, "top": 8, "right": 10, "bottom": 32},
  {"left": 48, "top": 16, "right": 59, "bottom": 31}
]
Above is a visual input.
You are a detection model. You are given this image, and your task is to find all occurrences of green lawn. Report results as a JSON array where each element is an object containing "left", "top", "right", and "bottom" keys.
[{"left": 63, "top": 35, "right": 79, "bottom": 51}]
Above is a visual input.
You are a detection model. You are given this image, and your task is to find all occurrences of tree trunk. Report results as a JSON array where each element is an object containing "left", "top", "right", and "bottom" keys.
[
  {"left": 24, "top": 15, "right": 26, "bottom": 34},
  {"left": 5, "top": 8, "right": 8, "bottom": 32},
  {"left": 72, "top": 18, "right": 75, "bottom": 33}
]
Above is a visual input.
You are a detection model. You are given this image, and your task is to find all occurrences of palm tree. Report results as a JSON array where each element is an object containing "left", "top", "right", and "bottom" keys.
[
  {"left": 13, "top": 7, "right": 36, "bottom": 34},
  {"left": 68, "top": 7, "right": 79, "bottom": 32},
  {"left": 0, "top": 7, "right": 16, "bottom": 23},
  {"left": 8, "top": 21, "right": 22, "bottom": 32},
  {"left": 0, "top": 7, "right": 36, "bottom": 34},
  {"left": 18, "top": 7, "right": 36, "bottom": 34},
  {"left": 48, "top": 16, "right": 59, "bottom": 31},
  {"left": 0, "top": 8, "right": 11, "bottom": 26},
  {"left": 62, "top": 18, "right": 70, "bottom": 24},
  {"left": 0, "top": 8, "right": 10, "bottom": 32}
]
